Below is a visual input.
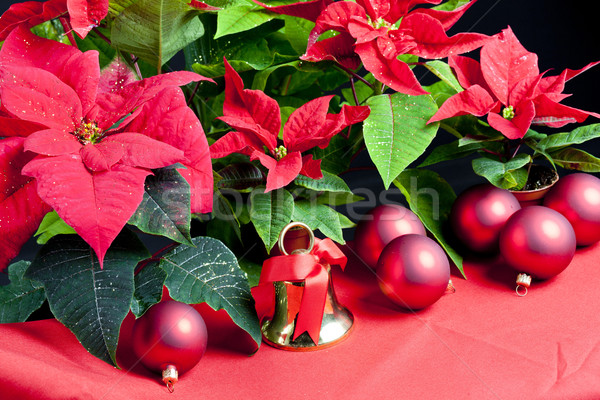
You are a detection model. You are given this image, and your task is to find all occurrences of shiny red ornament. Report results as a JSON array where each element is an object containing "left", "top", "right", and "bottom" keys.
[
  {"left": 353, "top": 204, "right": 426, "bottom": 269},
  {"left": 132, "top": 301, "right": 208, "bottom": 392},
  {"left": 544, "top": 173, "right": 600, "bottom": 246},
  {"left": 376, "top": 234, "right": 450, "bottom": 310},
  {"left": 499, "top": 206, "right": 576, "bottom": 279},
  {"left": 450, "top": 184, "right": 521, "bottom": 253}
]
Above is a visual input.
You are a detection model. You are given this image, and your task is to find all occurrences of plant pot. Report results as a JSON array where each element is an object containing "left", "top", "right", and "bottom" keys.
[{"left": 510, "top": 165, "right": 559, "bottom": 207}]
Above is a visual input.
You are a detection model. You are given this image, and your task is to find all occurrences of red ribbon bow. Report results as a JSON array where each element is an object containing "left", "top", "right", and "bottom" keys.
[{"left": 259, "top": 238, "right": 347, "bottom": 345}]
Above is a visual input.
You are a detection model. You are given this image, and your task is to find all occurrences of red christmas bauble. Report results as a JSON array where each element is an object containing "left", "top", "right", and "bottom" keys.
[
  {"left": 499, "top": 206, "right": 576, "bottom": 279},
  {"left": 543, "top": 173, "right": 600, "bottom": 246},
  {"left": 450, "top": 184, "right": 521, "bottom": 253},
  {"left": 354, "top": 204, "right": 426, "bottom": 269},
  {"left": 376, "top": 234, "right": 450, "bottom": 310},
  {"left": 132, "top": 301, "right": 208, "bottom": 375}
]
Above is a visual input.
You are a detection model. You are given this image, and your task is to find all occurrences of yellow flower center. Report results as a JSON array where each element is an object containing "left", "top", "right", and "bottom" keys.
[{"left": 74, "top": 120, "right": 103, "bottom": 145}]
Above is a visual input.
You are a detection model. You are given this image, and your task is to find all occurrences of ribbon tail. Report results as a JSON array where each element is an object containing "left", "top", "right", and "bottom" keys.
[{"left": 293, "top": 266, "right": 329, "bottom": 344}]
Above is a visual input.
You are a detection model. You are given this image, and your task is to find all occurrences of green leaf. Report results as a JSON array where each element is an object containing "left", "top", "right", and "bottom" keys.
[
  {"left": 418, "top": 141, "right": 482, "bottom": 167},
  {"left": 537, "top": 123, "right": 600, "bottom": 152},
  {"left": 77, "top": 28, "right": 117, "bottom": 68},
  {"left": 393, "top": 169, "right": 464, "bottom": 277},
  {"left": 363, "top": 93, "right": 440, "bottom": 189},
  {"left": 111, "top": 0, "right": 204, "bottom": 68},
  {"left": 0, "top": 261, "right": 45, "bottom": 323},
  {"left": 238, "top": 258, "right": 262, "bottom": 288},
  {"left": 215, "top": 2, "right": 276, "bottom": 39},
  {"left": 128, "top": 168, "right": 193, "bottom": 245},
  {"left": 337, "top": 212, "right": 356, "bottom": 229},
  {"left": 423, "top": 60, "right": 463, "bottom": 94},
  {"left": 472, "top": 153, "right": 532, "bottom": 189},
  {"left": 249, "top": 188, "right": 294, "bottom": 252},
  {"left": 190, "top": 15, "right": 282, "bottom": 77},
  {"left": 432, "top": 0, "right": 471, "bottom": 11},
  {"left": 549, "top": 148, "right": 600, "bottom": 172},
  {"left": 35, "top": 211, "right": 77, "bottom": 245},
  {"left": 292, "top": 201, "right": 345, "bottom": 244},
  {"left": 294, "top": 170, "right": 352, "bottom": 193},
  {"left": 26, "top": 230, "right": 150, "bottom": 366},
  {"left": 159, "top": 237, "right": 261, "bottom": 347},
  {"left": 30, "top": 20, "right": 70, "bottom": 44},
  {"left": 309, "top": 123, "right": 363, "bottom": 175},
  {"left": 284, "top": 15, "right": 314, "bottom": 54},
  {"left": 131, "top": 261, "right": 167, "bottom": 318}
]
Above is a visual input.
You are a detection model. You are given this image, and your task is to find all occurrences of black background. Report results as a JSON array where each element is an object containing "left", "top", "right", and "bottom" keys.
[{"left": 1, "top": 0, "right": 599, "bottom": 281}]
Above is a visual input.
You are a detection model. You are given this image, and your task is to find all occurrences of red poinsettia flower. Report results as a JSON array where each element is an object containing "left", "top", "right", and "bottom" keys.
[
  {"left": 258, "top": 0, "right": 489, "bottom": 95},
  {"left": 428, "top": 27, "right": 600, "bottom": 139},
  {"left": 0, "top": 26, "right": 214, "bottom": 269},
  {"left": 210, "top": 58, "right": 370, "bottom": 192},
  {"left": 0, "top": 0, "right": 108, "bottom": 39}
]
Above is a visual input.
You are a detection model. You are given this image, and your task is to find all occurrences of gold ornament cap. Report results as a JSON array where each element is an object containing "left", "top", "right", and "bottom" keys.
[{"left": 162, "top": 364, "right": 179, "bottom": 393}]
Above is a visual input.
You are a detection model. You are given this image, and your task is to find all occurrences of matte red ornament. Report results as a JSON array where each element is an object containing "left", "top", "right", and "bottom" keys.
[
  {"left": 450, "top": 184, "right": 521, "bottom": 253},
  {"left": 544, "top": 173, "right": 600, "bottom": 246},
  {"left": 499, "top": 206, "right": 576, "bottom": 280},
  {"left": 353, "top": 204, "right": 426, "bottom": 269},
  {"left": 376, "top": 234, "right": 450, "bottom": 310},
  {"left": 132, "top": 301, "right": 208, "bottom": 392}
]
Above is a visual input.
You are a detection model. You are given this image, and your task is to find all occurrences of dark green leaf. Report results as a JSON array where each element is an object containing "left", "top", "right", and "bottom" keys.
[
  {"left": 238, "top": 258, "right": 262, "bottom": 288},
  {"left": 111, "top": 0, "right": 204, "bottom": 68},
  {"left": 159, "top": 237, "right": 261, "bottom": 347},
  {"left": 249, "top": 188, "right": 294, "bottom": 252},
  {"left": 472, "top": 154, "right": 531, "bottom": 189},
  {"left": 131, "top": 261, "right": 167, "bottom": 318},
  {"left": 419, "top": 141, "right": 484, "bottom": 167},
  {"left": 35, "top": 211, "right": 77, "bottom": 245},
  {"left": 217, "top": 163, "right": 264, "bottom": 190},
  {"left": 309, "top": 124, "right": 363, "bottom": 175},
  {"left": 189, "top": 15, "right": 283, "bottom": 77},
  {"left": 363, "top": 93, "right": 440, "bottom": 189},
  {"left": 26, "top": 230, "right": 150, "bottom": 366},
  {"left": 0, "top": 261, "right": 45, "bottom": 323},
  {"left": 294, "top": 171, "right": 352, "bottom": 193},
  {"left": 129, "top": 168, "right": 193, "bottom": 246},
  {"left": 394, "top": 169, "right": 464, "bottom": 277},
  {"left": 537, "top": 123, "right": 600, "bottom": 151},
  {"left": 292, "top": 201, "right": 345, "bottom": 244},
  {"left": 549, "top": 147, "right": 600, "bottom": 172}
]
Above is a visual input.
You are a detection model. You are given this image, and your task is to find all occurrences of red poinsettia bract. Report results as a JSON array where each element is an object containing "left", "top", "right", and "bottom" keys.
[
  {"left": 210, "top": 59, "right": 370, "bottom": 192},
  {"left": 0, "top": 27, "right": 214, "bottom": 270},
  {"left": 428, "top": 27, "right": 600, "bottom": 139},
  {"left": 258, "top": 0, "right": 489, "bottom": 95},
  {"left": 0, "top": 0, "right": 108, "bottom": 39}
]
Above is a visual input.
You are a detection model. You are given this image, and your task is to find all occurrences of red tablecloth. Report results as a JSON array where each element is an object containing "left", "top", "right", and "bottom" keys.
[{"left": 1, "top": 243, "right": 600, "bottom": 400}]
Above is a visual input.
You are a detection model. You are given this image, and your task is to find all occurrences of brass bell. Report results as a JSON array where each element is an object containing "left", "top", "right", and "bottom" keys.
[{"left": 261, "top": 222, "right": 354, "bottom": 351}]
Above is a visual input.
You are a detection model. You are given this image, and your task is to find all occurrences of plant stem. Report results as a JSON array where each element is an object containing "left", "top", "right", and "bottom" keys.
[
  {"left": 92, "top": 27, "right": 112, "bottom": 46},
  {"left": 334, "top": 63, "right": 374, "bottom": 89},
  {"left": 439, "top": 122, "right": 463, "bottom": 139},
  {"left": 130, "top": 54, "right": 143, "bottom": 79},
  {"left": 511, "top": 140, "right": 523, "bottom": 160},
  {"left": 187, "top": 81, "right": 202, "bottom": 106},
  {"left": 350, "top": 77, "right": 360, "bottom": 106},
  {"left": 59, "top": 17, "right": 78, "bottom": 49}
]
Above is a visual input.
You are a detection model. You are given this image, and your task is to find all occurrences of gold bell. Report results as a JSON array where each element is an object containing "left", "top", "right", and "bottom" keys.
[{"left": 261, "top": 222, "right": 354, "bottom": 351}]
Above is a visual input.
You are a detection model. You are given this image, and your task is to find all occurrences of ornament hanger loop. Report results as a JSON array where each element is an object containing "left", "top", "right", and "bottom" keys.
[
  {"left": 278, "top": 222, "right": 315, "bottom": 256},
  {"left": 166, "top": 381, "right": 175, "bottom": 393},
  {"left": 515, "top": 285, "right": 528, "bottom": 297},
  {"left": 515, "top": 273, "right": 531, "bottom": 297}
]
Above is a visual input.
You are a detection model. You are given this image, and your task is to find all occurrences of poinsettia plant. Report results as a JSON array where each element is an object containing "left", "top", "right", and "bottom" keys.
[
  {"left": 0, "top": 0, "right": 598, "bottom": 368},
  {"left": 422, "top": 26, "right": 600, "bottom": 190}
]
